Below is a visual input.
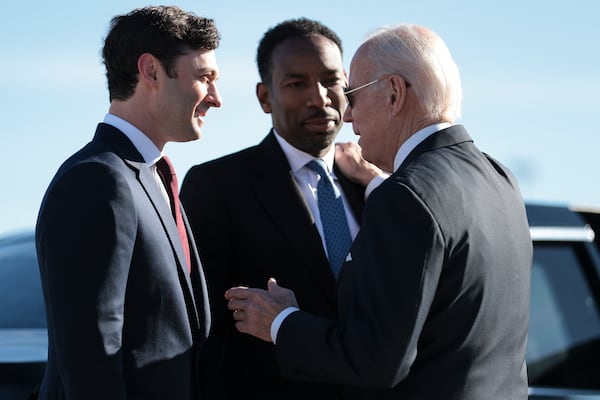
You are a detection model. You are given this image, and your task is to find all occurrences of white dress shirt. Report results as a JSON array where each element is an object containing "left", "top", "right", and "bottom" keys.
[
  {"left": 103, "top": 113, "right": 170, "bottom": 206},
  {"left": 393, "top": 123, "right": 451, "bottom": 171},
  {"left": 273, "top": 130, "right": 360, "bottom": 244}
]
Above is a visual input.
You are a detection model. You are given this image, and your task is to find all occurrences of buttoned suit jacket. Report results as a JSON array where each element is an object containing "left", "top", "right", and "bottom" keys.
[
  {"left": 35, "top": 123, "right": 210, "bottom": 400},
  {"left": 275, "top": 125, "right": 533, "bottom": 399},
  {"left": 180, "top": 131, "right": 365, "bottom": 399}
]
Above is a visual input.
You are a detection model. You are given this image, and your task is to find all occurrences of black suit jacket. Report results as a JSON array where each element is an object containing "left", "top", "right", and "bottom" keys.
[
  {"left": 36, "top": 123, "right": 210, "bottom": 400},
  {"left": 275, "top": 125, "right": 532, "bottom": 399},
  {"left": 180, "top": 131, "right": 365, "bottom": 399}
]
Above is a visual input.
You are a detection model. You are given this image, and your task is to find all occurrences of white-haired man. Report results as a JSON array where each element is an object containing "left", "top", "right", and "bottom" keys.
[{"left": 225, "top": 24, "right": 532, "bottom": 400}]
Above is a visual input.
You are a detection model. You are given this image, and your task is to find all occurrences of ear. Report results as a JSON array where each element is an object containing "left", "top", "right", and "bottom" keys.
[
  {"left": 137, "top": 53, "right": 159, "bottom": 87},
  {"left": 389, "top": 75, "right": 408, "bottom": 115},
  {"left": 256, "top": 82, "right": 272, "bottom": 114}
]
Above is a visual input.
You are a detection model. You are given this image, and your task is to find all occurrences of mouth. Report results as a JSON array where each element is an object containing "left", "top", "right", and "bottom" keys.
[
  {"left": 194, "top": 106, "right": 206, "bottom": 124},
  {"left": 304, "top": 118, "right": 337, "bottom": 132}
]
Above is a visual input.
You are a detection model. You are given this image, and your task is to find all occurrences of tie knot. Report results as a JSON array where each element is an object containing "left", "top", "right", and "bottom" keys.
[
  {"left": 156, "top": 156, "right": 176, "bottom": 181},
  {"left": 306, "top": 159, "right": 329, "bottom": 177}
]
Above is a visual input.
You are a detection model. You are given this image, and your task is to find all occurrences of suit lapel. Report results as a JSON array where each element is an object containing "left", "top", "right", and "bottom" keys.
[
  {"left": 133, "top": 162, "right": 203, "bottom": 330},
  {"left": 94, "top": 124, "right": 202, "bottom": 330},
  {"left": 181, "top": 207, "right": 210, "bottom": 335},
  {"left": 250, "top": 133, "right": 337, "bottom": 296}
]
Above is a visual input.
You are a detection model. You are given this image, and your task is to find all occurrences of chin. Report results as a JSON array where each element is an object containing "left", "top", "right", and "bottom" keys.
[
  {"left": 190, "top": 124, "right": 203, "bottom": 139},
  {"left": 191, "top": 131, "right": 202, "bottom": 141},
  {"left": 320, "top": 130, "right": 339, "bottom": 144},
  {"left": 361, "top": 150, "right": 380, "bottom": 167},
  {"left": 178, "top": 130, "right": 202, "bottom": 143}
]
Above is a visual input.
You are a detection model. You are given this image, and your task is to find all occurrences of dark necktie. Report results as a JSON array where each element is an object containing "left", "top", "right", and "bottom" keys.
[
  {"left": 306, "top": 159, "right": 352, "bottom": 277},
  {"left": 156, "top": 156, "right": 191, "bottom": 272}
]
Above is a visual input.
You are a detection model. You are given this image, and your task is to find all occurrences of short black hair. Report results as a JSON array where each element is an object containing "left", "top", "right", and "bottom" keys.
[
  {"left": 102, "top": 5, "right": 220, "bottom": 101},
  {"left": 256, "top": 17, "right": 342, "bottom": 84}
]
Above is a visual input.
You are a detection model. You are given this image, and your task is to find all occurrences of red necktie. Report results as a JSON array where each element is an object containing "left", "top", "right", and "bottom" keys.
[{"left": 156, "top": 156, "right": 191, "bottom": 272}]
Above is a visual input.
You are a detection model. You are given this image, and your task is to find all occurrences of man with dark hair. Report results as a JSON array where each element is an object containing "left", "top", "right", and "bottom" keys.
[
  {"left": 181, "top": 17, "right": 382, "bottom": 399},
  {"left": 255, "top": 18, "right": 343, "bottom": 83},
  {"left": 35, "top": 6, "right": 222, "bottom": 399}
]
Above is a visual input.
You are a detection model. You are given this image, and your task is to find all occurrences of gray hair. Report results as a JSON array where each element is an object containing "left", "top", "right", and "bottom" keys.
[{"left": 362, "top": 24, "right": 462, "bottom": 122}]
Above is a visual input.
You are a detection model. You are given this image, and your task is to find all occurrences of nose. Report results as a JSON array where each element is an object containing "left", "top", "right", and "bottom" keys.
[
  {"left": 307, "top": 82, "right": 330, "bottom": 108},
  {"left": 207, "top": 82, "right": 223, "bottom": 108},
  {"left": 342, "top": 105, "right": 353, "bottom": 122}
]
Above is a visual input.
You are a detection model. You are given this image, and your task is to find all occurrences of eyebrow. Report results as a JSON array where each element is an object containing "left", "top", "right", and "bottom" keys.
[
  {"left": 196, "top": 68, "right": 219, "bottom": 79},
  {"left": 282, "top": 69, "right": 344, "bottom": 79}
]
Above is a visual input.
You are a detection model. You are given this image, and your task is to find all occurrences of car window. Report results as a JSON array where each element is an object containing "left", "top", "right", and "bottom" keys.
[
  {"left": 527, "top": 243, "right": 600, "bottom": 389},
  {"left": 0, "top": 234, "right": 47, "bottom": 329}
]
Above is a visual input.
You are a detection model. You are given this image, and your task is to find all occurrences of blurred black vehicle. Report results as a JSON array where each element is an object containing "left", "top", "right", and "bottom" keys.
[
  {"left": 0, "top": 230, "right": 46, "bottom": 400},
  {"left": 527, "top": 204, "right": 600, "bottom": 399},
  {"left": 1, "top": 203, "right": 600, "bottom": 399}
]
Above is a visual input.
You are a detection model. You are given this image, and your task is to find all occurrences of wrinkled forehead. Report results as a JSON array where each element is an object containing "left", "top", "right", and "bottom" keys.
[{"left": 348, "top": 46, "right": 375, "bottom": 84}]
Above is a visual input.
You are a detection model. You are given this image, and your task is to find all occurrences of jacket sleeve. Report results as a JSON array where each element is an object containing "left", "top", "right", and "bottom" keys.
[{"left": 37, "top": 162, "right": 135, "bottom": 399}]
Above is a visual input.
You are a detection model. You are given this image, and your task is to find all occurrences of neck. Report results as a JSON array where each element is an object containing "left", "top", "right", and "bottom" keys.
[{"left": 109, "top": 101, "right": 166, "bottom": 151}]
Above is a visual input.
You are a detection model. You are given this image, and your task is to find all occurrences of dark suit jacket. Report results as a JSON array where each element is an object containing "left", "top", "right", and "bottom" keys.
[
  {"left": 275, "top": 125, "right": 533, "bottom": 399},
  {"left": 180, "top": 131, "right": 365, "bottom": 399},
  {"left": 35, "top": 123, "right": 210, "bottom": 400}
]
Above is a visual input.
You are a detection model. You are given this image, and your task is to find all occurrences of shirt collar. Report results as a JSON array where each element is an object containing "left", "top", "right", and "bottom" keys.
[
  {"left": 393, "top": 122, "right": 452, "bottom": 171},
  {"left": 103, "top": 113, "right": 162, "bottom": 164},
  {"left": 273, "top": 129, "right": 335, "bottom": 175}
]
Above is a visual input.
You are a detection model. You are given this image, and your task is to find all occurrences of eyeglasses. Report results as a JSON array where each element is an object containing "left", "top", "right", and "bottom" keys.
[{"left": 343, "top": 74, "right": 411, "bottom": 108}]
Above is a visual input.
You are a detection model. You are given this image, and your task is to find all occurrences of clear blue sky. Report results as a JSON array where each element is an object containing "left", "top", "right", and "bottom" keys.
[{"left": 1, "top": 0, "right": 599, "bottom": 233}]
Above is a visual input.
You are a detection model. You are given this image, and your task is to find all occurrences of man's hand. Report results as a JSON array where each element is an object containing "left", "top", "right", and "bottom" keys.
[
  {"left": 335, "top": 142, "right": 387, "bottom": 186},
  {"left": 225, "top": 278, "right": 299, "bottom": 342}
]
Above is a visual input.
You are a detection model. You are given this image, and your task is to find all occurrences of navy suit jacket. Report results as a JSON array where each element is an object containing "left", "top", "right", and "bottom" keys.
[
  {"left": 180, "top": 131, "right": 365, "bottom": 399},
  {"left": 275, "top": 125, "right": 532, "bottom": 399},
  {"left": 35, "top": 123, "right": 210, "bottom": 400}
]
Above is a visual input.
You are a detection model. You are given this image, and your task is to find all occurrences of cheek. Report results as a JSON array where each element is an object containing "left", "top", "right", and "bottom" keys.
[
  {"left": 191, "top": 82, "right": 208, "bottom": 101},
  {"left": 359, "top": 125, "right": 385, "bottom": 156},
  {"left": 197, "top": 88, "right": 208, "bottom": 103},
  {"left": 330, "top": 92, "right": 346, "bottom": 114},
  {"left": 358, "top": 130, "right": 376, "bottom": 153},
  {"left": 358, "top": 136, "right": 379, "bottom": 166}
]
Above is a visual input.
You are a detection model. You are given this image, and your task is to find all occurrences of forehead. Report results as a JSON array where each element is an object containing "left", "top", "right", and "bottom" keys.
[
  {"left": 348, "top": 46, "right": 373, "bottom": 83},
  {"left": 271, "top": 35, "right": 343, "bottom": 75},
  {"left": 178, "top": 49, "right": 219, "bottom": 73}
]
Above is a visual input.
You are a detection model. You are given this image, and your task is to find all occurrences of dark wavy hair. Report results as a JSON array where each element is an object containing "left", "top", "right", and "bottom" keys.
[
  {"left": 256, "top": 17, "right": 342, "bottom": 84},
  {"left": 102, "top": 6, "right": 220, "bottom": 101}
]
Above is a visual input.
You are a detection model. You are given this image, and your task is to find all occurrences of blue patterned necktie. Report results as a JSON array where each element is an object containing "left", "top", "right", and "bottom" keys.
[{"left": 306, "top": 159, "right": 352, "bottom": 277}]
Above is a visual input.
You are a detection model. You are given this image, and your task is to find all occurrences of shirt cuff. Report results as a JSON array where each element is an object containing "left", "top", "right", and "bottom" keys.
[
  {"left": 365, "top": 173, "right": 390, "bottom": 199},
  {"left": 271, "top": 306, "right": 300, "bottom": 344}
]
